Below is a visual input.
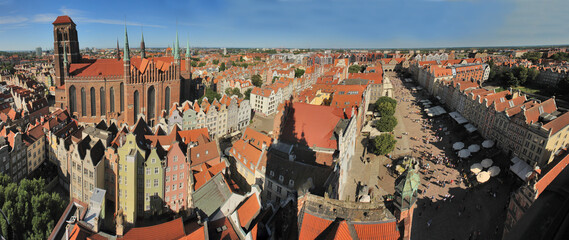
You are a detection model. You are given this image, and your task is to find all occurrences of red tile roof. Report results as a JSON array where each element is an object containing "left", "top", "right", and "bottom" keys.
[
  {"left": 543, "top": 112, "right": 569, "bottom": 135},
  {"left": 237, "top": 194, "right": 261, "bottom": 229},
  {"left": 179, "top": 226, "right": 206, "bottom": 240},
  {"left": 523, "top": 98, "right": 557, "bottom": 124},
  {"left": 121, "top": 218, "right": 185, "bottom": 240},
  {"left": 348, "top": 72, "right": 382, "bottom": 84},
  {"left": 242, "top": 127, "right": 272, "bottom": 150},
  {"left": 193, "top": 161, "right": 226, "bottom": 190},
  {"left": 230, "top": 139, "right": 263, "bottom": 173},
  {"left": 352, "top": 222, "right": 399, "bottom": 240},
  {"left": 178, "top": 128, "right": 210, "bottom": 144},
  {"left": 281, "top": 103, "right": 345, "bottom": 149},
  {"left": 299, "top": 212, "right": 333, "bottom": 240},
  {"left": 189, "top": 141, "right": 220, "bottom": 167},
  {"left": 536, "top": 153, "right": 569, "bottom": 197},
  {"left": 208, "top": 217, "right": 239, "bottom": 240},
  {"left": 53, "top": 15, "right": 74, "bottom": 25}
]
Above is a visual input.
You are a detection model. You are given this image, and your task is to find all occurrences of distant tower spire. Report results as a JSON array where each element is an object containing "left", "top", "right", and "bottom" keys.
[
  {"left": 116, "top": 38, "right": 120, "bottom": 60},
  {"left": 124, "top": 24, "right": 130, "bottom": 62},
  {"left": 185, "top": 38, "right": 190, "bottom": 58},
  {"left": 140, "top": 29, "right": 146, "bottom": 59},
  {"left": 174, "top": 31, "right": 180, "bottom": 61}
]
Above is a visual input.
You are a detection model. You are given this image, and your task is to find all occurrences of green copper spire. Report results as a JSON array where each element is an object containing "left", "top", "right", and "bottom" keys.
[
  {"left": 140, "top": 31, "right": 146, "bottom": 59},
  {"left": 185, "top": 38, "right": 190, "bottom": 58},
  {"left": 63, "top": 42, "right": 68, "bottom": 65},
  {"left": 124, "top": 24, "right": 130, "bottom": 62},
  {"left": 174, "top": 32, "right": 180, "bottom": 60}
]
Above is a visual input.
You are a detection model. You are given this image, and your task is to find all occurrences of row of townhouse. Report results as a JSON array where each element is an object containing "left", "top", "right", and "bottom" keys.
[
  {"left": 415, "top": 67, "right": 569, "bottom": 171},
  {"left": 414, "top": 60, "right": 489, "bottom": 96},
  {"left": 51, "top": 115, "right": 227, "bottom": 227},
  {"left": 531, "top": 66, "right": 569, "bottom": 87},
  {"left": 0, "top": 106, "right": 70, "bottom": 183},
  {"left": 163, "top": 94, "right": 251, "bottom": 139},
  {"left": 218, "top": 78, "right": 254, "bottom": 95},
  {"left": 250, "top": 76, "right": 309, "bottom": 116}
]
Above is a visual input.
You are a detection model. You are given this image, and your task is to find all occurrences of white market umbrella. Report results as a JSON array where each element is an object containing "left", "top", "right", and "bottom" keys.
[
  {"left": 488, "top": 166, "right": 501, "bottom": 177},
  {"left": 470, "top": 163, "right": 483, "bottom": 174},
  {"left": 453, "top": 142, "right": 465, "bottom": 150},
  {"left": 458, "top": 149, "right": 471, "bottom": 158},
  {"left": 481, "top": 159, "right": 493, "bottom": 168},
  {"left": 468, "top": 144, "right": 481, "bottom": 153},
  {"left": 477, "top": 171, "right": 491, "bottom": 183},
  {"left": 482, "top": 140, "right": 495, "bottom": 148}
]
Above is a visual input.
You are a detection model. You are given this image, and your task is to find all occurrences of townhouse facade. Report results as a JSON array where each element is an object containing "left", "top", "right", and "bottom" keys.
[
  {"left": 164, "top": 94, "right": 251, "bottom": 139},
  {"left": 69, "top": 136, "right": 105, "bottom": 203},
  {"left": 413, "top": 61, "right": 569, "bottom": 172}
]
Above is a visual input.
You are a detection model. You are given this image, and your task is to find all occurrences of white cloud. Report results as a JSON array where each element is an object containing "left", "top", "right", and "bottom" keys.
[
  {"left": 32, "top": 14, "right": 57, "bottom": 23},
  {"left": 0, "top": 16, "right": 27, "bottom": 24}
]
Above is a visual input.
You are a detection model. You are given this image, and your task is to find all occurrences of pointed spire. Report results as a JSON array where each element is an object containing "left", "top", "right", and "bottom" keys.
[
  {"left": 116, "top": 38, "right": 120, "bottom": 60},
  {"left": 185, "top": 38, "right": 190, "bottom": 58},
  {"left": 140, "top": 30, "right": 146, "bottom": 59},
  {"left": 124, "top": 24, "right": 130, "bottom": 62},
  {"left": 174, "top": 31, "right": 180, "bottom": 60}
]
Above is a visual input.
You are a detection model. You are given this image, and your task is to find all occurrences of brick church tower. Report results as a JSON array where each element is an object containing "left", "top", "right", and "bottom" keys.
[
  {"left": 53, "top": 15, "right": 81, "bottom": 109},
  {"left": 394, "top": 158, "right": 420, "bottom": 240}
]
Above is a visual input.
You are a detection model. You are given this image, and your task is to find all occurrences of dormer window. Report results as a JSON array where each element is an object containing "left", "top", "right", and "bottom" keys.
[
  {"left": 205, "top": 150, "right": 208, "bottom": 155},
  {"left": 289, "top": 180, "right": 294, "bottom": 187},
  {"left": 270, "top": 171, "right": 274, "bottom": 177},
  {"left": 279, "top": 175, "right": 284, "bottom": 182},
  {"left": 197, "top": 153, "right": 200, "bottom": 158}
]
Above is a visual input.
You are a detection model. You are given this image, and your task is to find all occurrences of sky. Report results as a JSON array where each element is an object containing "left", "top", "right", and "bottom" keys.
[{"left": 1, "top": 0, "right": 569, "bottom": 51}]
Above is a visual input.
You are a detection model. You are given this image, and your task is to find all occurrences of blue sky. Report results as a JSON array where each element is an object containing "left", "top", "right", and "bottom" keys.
[{"left": 1, "top": 0, "right": 569, "bottom": 51}]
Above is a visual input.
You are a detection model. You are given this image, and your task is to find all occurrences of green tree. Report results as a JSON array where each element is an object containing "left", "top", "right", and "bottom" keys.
[
  {"left": 190, "top": 57, "right": 200, "bottom": 62},
  {"left": 505, "top": 72, "right": 519, "bottom": 87},
  {"left": 199, "top": 87, "right": 222, "bottom": 103},
  {"left": 244, "top": 88, "right": 252, "bottom": 100},
  {"left": 348, "top": 64, "right": 362, "bottom": 73},
  {"left": 374, "top": 115, "right": 398, "bottom": 132},
  {"left": 251, "top": 74, "right": 263, "bottom": 87},
  {"left": 213, "top": 59, "right": 219, "bottom": 65},
  {"left": 239, "top": 56, "right": 244, "bottom": 62},
  {"left": 521, "top": 52, "right": 543, "bottom": 63},
  {"left": 191, "top": 61, "right": 198, "bottom": 67},
  {"left": 375, "top": 96, "right": 397, "bottom": 109},
  {"left": 551, "top": 52, "right": 569, "bottom": 62},
  {"left": 231, "top": 88, "right": 243, "bottom": 98},
  {"left": 0, "top": 176, "right": 66, "bottom": 240},
  {"left": 294, "top": 68, "right": 305, "bottom": 78},
  {"left": 254, "top": 56, "right": 261, "bottom": 61},
  {"left": 372, "top": 134, "right": 397, "bottom": 155},
  {"left": 272, "top": 76, "right": 279, "bottom": 84},
  {"left": 220, "top": 62, "right": 226, "bottom": 71},
  {"left": 528, "top": 68, "right": 540, "bottom": 82},
  {"left": 198, "top": 62, "right": 206, "bottom": 67},
  {"left": 376, "top": 102, "right": 395, "bottom": 117}
]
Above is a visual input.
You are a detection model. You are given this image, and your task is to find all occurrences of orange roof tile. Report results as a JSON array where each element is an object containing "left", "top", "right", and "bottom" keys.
[
  {"left": 543, "top": 112, "right": 569, "bottom": 135},
  {"left": 53, "top": 15, "right": 74, "bottom": 25},
  {"left": 237, "top": 194, "right": 261, "bottom": 229},
  {"left": 122, "top": 218, "right": 185, "bottom": 240}
]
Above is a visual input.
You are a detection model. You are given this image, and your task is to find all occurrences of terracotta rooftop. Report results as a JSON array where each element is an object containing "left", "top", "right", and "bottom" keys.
[
  {"left": 53, "top": 15, "right": 74, "bottom": 25},
  {"left": 280, "top": 102, "right": 345, "bottom": 150},
  {"left": 121, "top": 218, "right": 185, "bottom": 240},
  {"left": 237, "top": 194, "right": 261, "bottom": 230}
]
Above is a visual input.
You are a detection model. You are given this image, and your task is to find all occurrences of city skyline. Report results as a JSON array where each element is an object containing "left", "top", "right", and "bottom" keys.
[{"left": 2, "top": 0, "right": 569, "bottom": 51}]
